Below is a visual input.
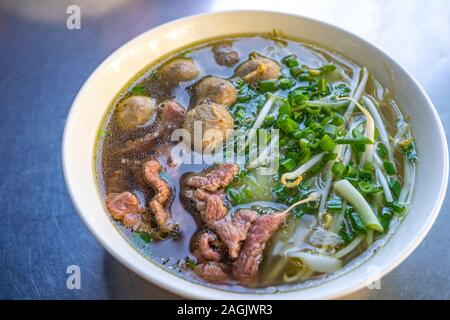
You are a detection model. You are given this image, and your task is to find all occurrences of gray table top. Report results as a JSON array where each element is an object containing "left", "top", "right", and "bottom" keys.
[{"left": 0, "top": 0, "right": 449, "bottom": 300}]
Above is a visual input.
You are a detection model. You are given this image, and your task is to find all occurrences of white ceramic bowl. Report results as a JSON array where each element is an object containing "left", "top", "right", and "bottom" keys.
[{"left": 63, "top": 10, "right": 448, "bottom": 299}]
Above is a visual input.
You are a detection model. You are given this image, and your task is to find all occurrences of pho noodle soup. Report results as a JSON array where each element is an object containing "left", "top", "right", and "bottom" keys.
[{"left": 95, "top": 34, "right": 417, "bottom": 291}]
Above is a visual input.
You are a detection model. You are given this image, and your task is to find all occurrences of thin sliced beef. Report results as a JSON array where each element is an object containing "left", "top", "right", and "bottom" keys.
[
  {"left": 143, "top": 159, "right": 177, "bottom": 234},
  {"left": 106, "top": 192, "right": 145, "bottom": 230},
  {"left": 194, "top": 189, "right": 228, "bottom": 223},
  {"left": 194, "top": 262, "right": 230, "bottom": 283},
  {"left": 182, "top": 163, "right": 256, "bottom": 259},
  {"left": 144, "top": 160, "right": 170, "bottom": 203},
  {"left": 191, "top": 193, "right": 256, "bottom": 259},
  {"left": 233, "top": 212, "right": 288, "bottom": 285},
  {"left": 184, "top": 163, "right": 239, "bottom": 192},
  {"left": 122, "top": 213, "right": 144, "bottom": 229},
  {"left": 117, "top": 100, "right": 185, "bottom": 156},
  {"left": 191, "top": 231, "right": 223, "bottom": 262},
  {"left": 211, "top": 210, "right": 258, "bottom": 259},
  {"left": 199, "top": 232, "right": 221, "bottom": 262}
]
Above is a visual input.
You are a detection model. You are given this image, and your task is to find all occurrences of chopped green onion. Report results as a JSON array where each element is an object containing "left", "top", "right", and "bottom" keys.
[
  {"left": 131, "top": 85, "right": 145, "bottom": 95},
  {"left": 378, "top": 207, "right": 394, "bottom": 232},
  {"left": 307, "top": 68, "right": 321, "bottom": 76},
  {"left": 357, "top": 181, "right": 380, "bottom": 195},
  {"left": 333, "top": 180, "right": 383, "bottom": 232},
  {"left": 347, "top": 210, "right": 366, "bottom": 233},
  {"left": 302, "top": 99, "right": 349, "bottom": 110},
  {"left": 278, "top": 101, "right": 292, "bottom": 117},
  {"left": 288, "top": 89, "right": 308, "bottom": 107},
  {"left": 377, "top": 143, "right": 389, "bottom": 159},
  {"left": 318, "top": 78, "right": 329, "bottom": 94},
  {"left": 332, "top": 162, "right": 347, "bottom": 178},
  {"left": 383, "top": 161, "right": 397, "bottom": 175},
  {"left": 298, "top": 147, "right": 312, "bottom": 165},
  {"left": 290, "top": 66, "right": 304, "bottom": 78},
  {"left": 335, "top": 137, "right": 374, "bottom": 145},
  {"left": 388, "top": 178, "right": 402, "bottom": 199},
  {"left": 277, "top": 114, "right": 298, "bottom": 134},
  {"left": 279, "top": 78, "right": 294, "bottom": 90},
  {"left": 258, "top": 79, "right": 279, "bottom": 92},
  {"left": 280, "top": 158, "right": 297, "bottom": 172},
  {"left": 306, "top": 105, "right": 322, "bottom": 115},
  {"left": 319, "top": 134, "right": 336, "bottom": 152},
  {"left": 323, "top": 124, "right": 338, "bottom": 139},
  {"left": 281, "top": 54, "right": 300, "bottom": 67},
  {"left": 388, "top": 201, "right": 407, "bottom": 215},
  {"left": 327, "top": 196, "right": 343, "bottom": 210},
  {"left": 319, "top": 64, "right": 337, "bottom": 74}
]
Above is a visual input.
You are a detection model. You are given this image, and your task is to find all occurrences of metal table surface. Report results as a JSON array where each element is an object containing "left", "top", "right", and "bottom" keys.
[{"left": 0, "top": 0, "right": 449, "bottom": 300}]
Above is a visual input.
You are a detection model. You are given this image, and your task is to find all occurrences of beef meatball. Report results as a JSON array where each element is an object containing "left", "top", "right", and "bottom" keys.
[
  {"left": 212, "top": 43, "right": 240, "bottom": 67},
  {"left": 116, "top": 95, "right": 156, "bottom": 131},
  {"left": 192, "top": 76, "right": 237, "bottom": 107},
  {"left": 183, "top": 102, "right": 234, "bottom": 153},
  {"left": 235, "top": 53, "right": 281, "bottom": 85},
  {"left": 158, "top": 58, "right": 200, "bottom": 88}
]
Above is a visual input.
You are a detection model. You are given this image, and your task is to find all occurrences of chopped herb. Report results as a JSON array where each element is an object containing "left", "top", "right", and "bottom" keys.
[
  {"left": 335, "top": 137, "right": 374, "bottom": 145},
  {"left": 327, "top": 196, "right": 343, "bottom": 210},
  {"left": 388, "top": 178, "right": 402, "bottom": 199},
  {"left": 383, "top": 161, "right": 397, "bottom": 175},
  {"left": 319, "top": 64, "right": 337, "bottom": 74},
  {"left": 281, "top": 54, "right": 300, "bottom": 68},
  {"left": 332, "top": 162, "right": 347, "bottom": 178},
  {"left": 319, "top": 134, "right": 336, "bottom": 152},
  {"left": 184, "top": 257, "right": 197, "bottom": 270},
  {"left": 279, "top": 78, "right": 294, "bottom": 90},
  {"left": 98, "top": 129, "right": 109, "bottom": 138},
  {"left": 137, "top": 232, "right": 152, "bottom": 243},
  {"left": 130, "top": 85, "right": 146, "bottom": 95}
]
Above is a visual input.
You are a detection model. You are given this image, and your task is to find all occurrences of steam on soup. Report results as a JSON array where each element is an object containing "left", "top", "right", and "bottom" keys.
[{"left": 95, "top": 34, "right": 417, "bottom": 291}]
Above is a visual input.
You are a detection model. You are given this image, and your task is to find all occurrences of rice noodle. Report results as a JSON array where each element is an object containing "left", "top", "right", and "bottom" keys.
[
  {"left": 238, "top": 95, "right": 275, "bottom": 153},
  {"left": 344, "top": 67, "right": 369, "bottom": 117},
  {"left": 339, "top": 117, "right": 365, "bottom": 163},
  {"left": 281, "top": 152, "right": 327, "bottom": 183},
  {"left": 319, "top": 145, "right": 341, "bottom": 214},
  {"left": 246, "top": 133, "right": 279, "bottom": 169},
  {"left": 399, "top": 159, "right": 416, "bottom": 204},
  {"left": 319, "top": 174, "right": 333, "bottom": 214},
  {"left": 283, "top": 268, "right": 314, "bottom": 284},
  {"left": 389, "top": 99, "right": 405, "bottom": 120},
  {"left": 331, "top": 203, "right": 347, "bottom": 234},
  {"left": 366, "top": 230, "right": 374, "bottom": 247},
  {"left": 286, "top": 251, "right": 343, "bottom": 273},
  {"left": 363, "top": 96, "right": 394, "bottom": 161},
  {"left": 394, "top": 121, "right": 409, "bottom": 142},
  {"left": 334, "top": 235, "right": 365, "bottom": 259},
  {"left": 376, "top": 168, "right": 394, "bottom": 203},
  {"left": 340, "top": 97, "right": 376, "bottom": 167},
  {"left": 314, "top": 47, "right": 361, "bottom": 95}
]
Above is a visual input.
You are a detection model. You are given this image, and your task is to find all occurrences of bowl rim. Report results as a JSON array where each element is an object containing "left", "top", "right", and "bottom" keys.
[{"left": 62, "top": 9, "right": 449, "bottom": 299}]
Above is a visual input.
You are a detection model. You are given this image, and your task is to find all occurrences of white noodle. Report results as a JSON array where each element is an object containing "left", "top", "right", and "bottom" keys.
[
  {"left": 406, "top": 162, "right": 416, "bottom": 204},
  {"left": 376, "top": 168, "right": 394, "bottom": 203},
  {"left": 363, "top": 96, "right": 394, "bottom": 161},
  {"left": 238, "top": 95, "right": 275, "bottom": 153},
  {"left": 334, "top": 235, "right": 365, "bottom": 259},
  {"left": 399, "top": 159, "right": 416, "bottom": 204},
  {"left": 246, "top": 134, "right": 279, "bottom": 169},
  {"left": 344, "top": 67, "right": 369, "bottom": 118},
  {"left": 281, "top": 152, "right": 327, "bottom": 182}
]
